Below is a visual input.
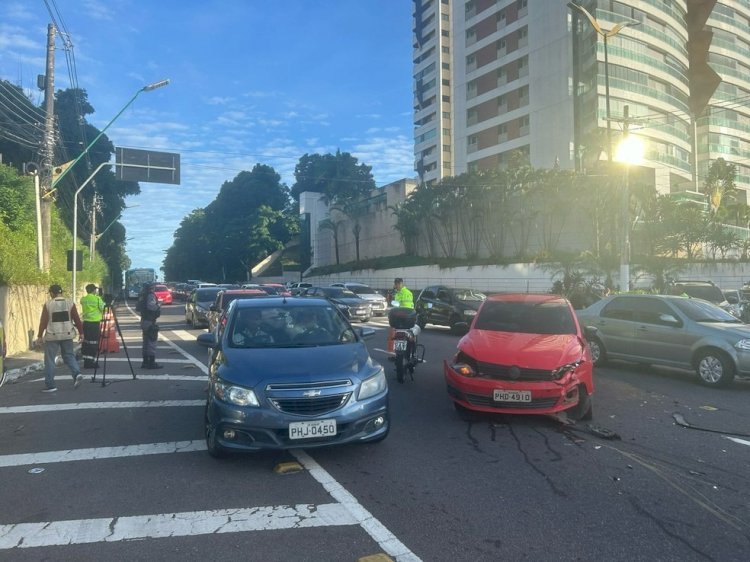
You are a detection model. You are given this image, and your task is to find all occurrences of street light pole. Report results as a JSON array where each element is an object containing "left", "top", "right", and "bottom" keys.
[
  {"left": 66, "top": 80, "right": 169, "bottom": 299},
  {"left": 568, "top": 3, "right": 638, "bottom": 161}
]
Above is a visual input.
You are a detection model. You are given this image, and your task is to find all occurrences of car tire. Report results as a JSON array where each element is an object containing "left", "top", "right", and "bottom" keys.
[
  {"left": 588, "top": 338, "right": 607, "bottom": 367},
  {"left": 695, "top": 349, "right": 735, "bottom": 387},
  {"left": 449, "top": 314, "right": 462, "bottom": 333},
  {"left": 417, "top": 315, "right": 427, "bottom": 330},
  {"left": 568, "top": 385, "right": 593, "bottom": 421},
  {"left": 361, "top": 317, "right": 371, "bottom": 323},
  {"left": 205, "top": 408, "right": 226, "bottom": 459}
]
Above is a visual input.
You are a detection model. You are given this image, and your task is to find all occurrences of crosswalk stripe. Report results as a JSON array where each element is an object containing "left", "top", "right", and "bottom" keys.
[
  {"left": 0, "top": 503, "right": 357, "bottom": 549},
  {"left": 0, "top": 400, "right": 204, "bottom": 414},
  {"left": 28, "top": 374, "right": 205, "bottom": 383},
  {"left": 0, "top": 440, "right": 206, "bottom": 468},
  {"left": 725, "top": 436, "right": 750, "bottom": 447},
  {"left": 171, "top": 329, "right": 198, "bottom": 341}
]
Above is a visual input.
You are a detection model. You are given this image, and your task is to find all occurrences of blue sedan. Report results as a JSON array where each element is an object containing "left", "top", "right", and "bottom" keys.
[{"left": 197, "top": 297, "right": 389, "bottom": 456}]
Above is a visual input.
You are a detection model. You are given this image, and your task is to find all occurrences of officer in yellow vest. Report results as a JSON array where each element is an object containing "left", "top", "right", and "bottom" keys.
[{"left": 80, "top": 283, "right": 105, "bottom": 368}]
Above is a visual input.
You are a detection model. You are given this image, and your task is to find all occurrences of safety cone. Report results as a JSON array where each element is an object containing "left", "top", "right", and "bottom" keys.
[{"left": 99, "top": 317, "right": 120, "bottom": 353}]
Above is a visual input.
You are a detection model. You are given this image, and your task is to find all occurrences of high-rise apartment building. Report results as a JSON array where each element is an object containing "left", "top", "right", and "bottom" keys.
[{"left": 413, "top": 0, "right": 750, "bottom": 198}]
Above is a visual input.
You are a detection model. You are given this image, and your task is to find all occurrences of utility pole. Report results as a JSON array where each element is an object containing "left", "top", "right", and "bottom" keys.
[
  {"left": 40, "top": 23, "right": 56, "bottom": 272},
  {"left": 621, "top": 105, "right": 631, "bottom": 293},
  {"left": 89, "top": 194, "right": 98, "bottom": 260}
]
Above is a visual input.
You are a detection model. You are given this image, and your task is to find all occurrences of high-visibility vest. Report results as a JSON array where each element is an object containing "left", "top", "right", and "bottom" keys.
[
  {"left": 80, "top": 293, "right": 104, "bottom": 322},
  {"left": 44, "top": 298, "right": 77, "bottom": 341}
]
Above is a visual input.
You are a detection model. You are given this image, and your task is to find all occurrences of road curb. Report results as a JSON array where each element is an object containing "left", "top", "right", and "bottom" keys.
[{"left": 4, "top": 361, "right": 45, "bottom": 384}]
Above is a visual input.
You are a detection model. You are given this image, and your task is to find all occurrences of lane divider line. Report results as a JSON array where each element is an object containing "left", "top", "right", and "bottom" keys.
[{"left": 0, "top": 400, "right": 205, "bottom": 415}]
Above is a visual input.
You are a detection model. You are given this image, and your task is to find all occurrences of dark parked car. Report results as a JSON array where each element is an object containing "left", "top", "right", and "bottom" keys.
[
  {"left": 445, "top": 293, "right": 593, "bottom": 420},
  {"left": 186, "top": 286, "right": 223, "bottom": 328},
  {"left": 415, "top": 285, "right": 486, "bottom": 331},
  {"left": 207, "top": 289, "right": 268, "bottom": 333},
  {"left": 196, "top": 297, "right": 389, "bottom": 456},
  {"left": 577, "top": 293, "right": 750, "bottom": 387},
  {"left": 330, "top": 282, "right": 388, "bottom": 316},
  {"left": 666, "top": 280, "right": 733, "bottom": 314},
  {"left": 304, "top": 286, "right": 372, "bottom": 322}
]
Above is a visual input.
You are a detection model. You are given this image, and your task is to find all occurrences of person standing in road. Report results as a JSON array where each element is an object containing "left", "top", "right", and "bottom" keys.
[
  {"left": 35, "top": 284, "right": 84, "bottom": 392},
  {"left": 392, "top": 278, "right": 414, "bottom": 309},
  {"left": 139, "top": 283, "right": 163, "bottom": 369},
  {"left": 80, "top": 283, "right": 105, "bottom": 368}
]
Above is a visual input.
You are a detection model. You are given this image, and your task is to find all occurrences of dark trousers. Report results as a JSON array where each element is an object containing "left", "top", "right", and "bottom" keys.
[{"left": 82, "top": 321, "right": 101, "bottom": 367}]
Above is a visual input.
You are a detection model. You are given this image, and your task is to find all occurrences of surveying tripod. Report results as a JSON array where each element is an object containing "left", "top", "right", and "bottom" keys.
[{"left": 92, "top": 294, "right": 136, "bottom": 387}]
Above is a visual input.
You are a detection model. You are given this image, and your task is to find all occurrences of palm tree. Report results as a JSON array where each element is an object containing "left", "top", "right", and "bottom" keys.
[{"left": 318, "top": 218, "right": 343, "bottom": 265}]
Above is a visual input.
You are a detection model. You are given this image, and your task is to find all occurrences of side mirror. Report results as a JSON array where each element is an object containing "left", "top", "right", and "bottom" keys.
[
  {"left": 659, "top": 314, "right": 680, "bottom": 326},
  {"left": 197, "top": 332, "right": 218, "bottom": 348},
  {"left": 583, "top": 326, "right": 597, "bottom": 341}
]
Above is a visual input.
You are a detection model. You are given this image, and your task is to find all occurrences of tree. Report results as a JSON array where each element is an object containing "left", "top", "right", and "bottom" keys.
[
  {"left": 290, "top": 150, "right": 375, "bottom": 204},
  {"left": 318, "top": 218, "right": 344, "bottom": 265},
  {"left": 704, "top": 157, "right": 737, "bottom": 214}
]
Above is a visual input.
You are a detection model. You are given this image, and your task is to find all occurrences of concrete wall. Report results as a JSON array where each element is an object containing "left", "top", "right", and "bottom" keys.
[{"left": 0, "top": 285, "right": 47, "bottom": 356}]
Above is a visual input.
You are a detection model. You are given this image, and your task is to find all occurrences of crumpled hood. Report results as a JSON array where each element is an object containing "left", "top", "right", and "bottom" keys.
[
  {"left": 460, "top": 330, "right": 585, "bottom": 369},
  {"left": 219, "top": 343, "right": 375, "bottom": 387}
]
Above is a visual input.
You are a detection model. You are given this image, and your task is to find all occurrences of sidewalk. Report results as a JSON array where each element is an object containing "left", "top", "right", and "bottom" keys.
[{"left": 3, "top": 348, "right": 46, "bottom": 384}]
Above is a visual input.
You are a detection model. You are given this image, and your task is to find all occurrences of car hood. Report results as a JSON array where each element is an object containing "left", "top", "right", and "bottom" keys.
[
  {"left": 460, "top": 330, "right": 585, "bottom": 369},
  {"left": 357, "top": 294, "right": 386, "bottom": 302},
  {"left": 219, "top": 343, "right": 374, "bottom": 387}
]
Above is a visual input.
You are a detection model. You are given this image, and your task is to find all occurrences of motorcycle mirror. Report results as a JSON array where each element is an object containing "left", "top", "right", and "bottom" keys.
[{"left": 390, "top": 300, "right": 400, "bottom": 307}]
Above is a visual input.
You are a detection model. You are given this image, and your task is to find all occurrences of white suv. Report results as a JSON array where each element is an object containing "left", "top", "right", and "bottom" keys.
[{"left": 331, "top": 282, "right": 388, "bottom": 316}]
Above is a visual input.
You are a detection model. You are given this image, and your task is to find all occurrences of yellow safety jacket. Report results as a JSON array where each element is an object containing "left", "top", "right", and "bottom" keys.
[{"left": 80, "top": 293, "right": 105, "bottom": 323}]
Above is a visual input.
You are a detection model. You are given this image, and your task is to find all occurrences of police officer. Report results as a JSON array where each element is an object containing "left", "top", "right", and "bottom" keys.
[
  {"left": 36, "top": 284, "right": 84, "bottom": 392},
  {"left": 139, "top": 283, "right": 163, "bottom": 369},
  {"left": 80, "top": 283, "right": 105, "bottom": 368},
  {"left": 392, "top": 277, "right": 414, "bottom": 309}
]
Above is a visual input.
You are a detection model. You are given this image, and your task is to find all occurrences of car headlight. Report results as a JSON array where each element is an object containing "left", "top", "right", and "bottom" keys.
[
  {"left": 451, "top": 362, "right": 476, "bottom": 377},
  {"left": 551, "top": 361, "right": 582, "bottom": 380},
  {"left": 215, "top": 379, "right": 259, "bottom": 407},
  {"left": 358, "top": 369, "right": 386, "bottom": 400},
  {"left": 463, "top": 310, "right": 477, "bottom": 316},
  {"left": 735, "top": 339, "right": 750, "bottom": 351}
]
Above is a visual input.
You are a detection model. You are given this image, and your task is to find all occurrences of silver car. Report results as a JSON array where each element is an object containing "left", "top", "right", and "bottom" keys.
[
  {"left": 577, "top": 294, "right": 750, "bottom": 387},
  {"left": 331, "top": 282, "right": 388, "bottom": 316}
]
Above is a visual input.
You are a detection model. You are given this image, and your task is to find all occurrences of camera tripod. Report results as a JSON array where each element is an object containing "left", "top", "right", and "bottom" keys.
[{"left": 91, "top": 294, "right": 136, "bottom": 386}]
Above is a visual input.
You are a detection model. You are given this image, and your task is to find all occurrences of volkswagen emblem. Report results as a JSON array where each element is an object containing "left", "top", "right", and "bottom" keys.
[
  {"left": 508, "top": 366, "right": 521, "bottom": 380},
  {"left": 303, "top": 390, "right": 322, "bottom": 397}
]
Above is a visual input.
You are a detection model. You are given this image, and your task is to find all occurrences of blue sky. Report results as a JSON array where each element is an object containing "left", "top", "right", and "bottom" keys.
[{"left": 0, "top": 1, "right": 415, "bottom": 278}]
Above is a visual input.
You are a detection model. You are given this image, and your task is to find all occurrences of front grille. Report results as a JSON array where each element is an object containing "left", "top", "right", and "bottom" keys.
[
  {"left": 476, "top": 361, "right": 554, "bottom": 382},
  {"left": 270, "top": 393, "right": 351, "bottom": 416},
  {"left": 465, "top": 393, "right": 558, "bottom": 410}
]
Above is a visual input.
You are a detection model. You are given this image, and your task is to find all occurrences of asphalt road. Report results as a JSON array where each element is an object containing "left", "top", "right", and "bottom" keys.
[{"left": 1, "top": 301, "right": 749, "bottom": 561}]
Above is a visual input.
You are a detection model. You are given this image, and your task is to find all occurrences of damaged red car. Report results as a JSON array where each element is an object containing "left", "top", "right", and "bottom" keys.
[{"left": 444, "top": 293, "right": 593, "bottom": 420}]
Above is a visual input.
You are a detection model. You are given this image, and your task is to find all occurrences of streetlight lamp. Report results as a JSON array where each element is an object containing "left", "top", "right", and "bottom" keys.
[
  {"left": 567, "top": 2, "right": 638, "bottom": 161},
  {"left": 69, "top": 79, "right": 169, "bottom": 299},
  {"left": 614, "top": 133, "right": 644, "bottom": 292}
]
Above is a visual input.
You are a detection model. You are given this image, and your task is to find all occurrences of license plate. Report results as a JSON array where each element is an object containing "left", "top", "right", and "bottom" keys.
[
  {"left": 354, "top": 309, "right": 365, "bottom": 315},
  {"left": 289, "top": 419, "right": 337, "bottom": 440},
  {"left": 493, "top": 389, "right": 532, "bottom": 403},
  {"left": 393, "top": 340, "right": 408, "bottom": 351}
]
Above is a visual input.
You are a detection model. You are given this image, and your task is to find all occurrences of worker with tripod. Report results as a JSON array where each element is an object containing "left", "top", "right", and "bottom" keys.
[{"left": 80, "top": 283, "right": 105, "bottom": 369}]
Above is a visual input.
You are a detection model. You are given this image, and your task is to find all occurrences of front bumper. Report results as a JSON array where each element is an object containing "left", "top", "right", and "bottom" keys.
[
  {"left": 206, "top": 391, "right": 389, "bottom": 452},
  {"left": 444, "top": 361, "right": 590, "bottom": 415}
]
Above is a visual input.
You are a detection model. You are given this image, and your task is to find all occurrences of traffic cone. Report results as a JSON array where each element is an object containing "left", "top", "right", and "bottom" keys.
[{"left": 99, "top": 317, "right": 120, "bottom": 353}]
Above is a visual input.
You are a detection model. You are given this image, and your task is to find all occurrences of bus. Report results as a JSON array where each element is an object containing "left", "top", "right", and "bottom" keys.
[{"left": 124, "top": 268, "right": 156, "bottom": 299}]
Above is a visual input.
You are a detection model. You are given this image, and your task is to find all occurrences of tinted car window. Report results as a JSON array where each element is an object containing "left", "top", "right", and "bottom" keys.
[
  {"left": 437, "top": 289, "right": 451, "bottom": 301},
  {"left": 319, "top": 287, "right": 357, "bottom": 298},
  {"left": 630, "top": 297, "right": 678, "bottom": 326},
  {"left": 673, "top": 284, "right": 724, "bottom": 303},
  {"left": 196, "top": 287, "right": 222, "bottom": 302},
  {"left": 454, "top": 289, "right": 486, "bottom": 301},
  {"left": 474, "top": 300, "right": 576, "bottom": 334},
  {"left": 347, "top": 285, "right": 377, "bottom": 296},
  {"left": 421, "top": 288, "right": 436, "bottom": 300},
  {"left": 601, "top": 298, "right": 635, "bottom": 321}
]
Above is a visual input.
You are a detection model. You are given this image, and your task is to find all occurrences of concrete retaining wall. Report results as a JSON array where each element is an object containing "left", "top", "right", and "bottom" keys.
[{"left": 0, "top": 285, "right": 47, "bottom": 356}]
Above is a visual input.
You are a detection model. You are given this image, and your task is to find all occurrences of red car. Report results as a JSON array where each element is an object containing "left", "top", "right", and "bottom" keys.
[
  {"left": 152, "top": 284, "right": 173, "bottom": 305},
  {"left": 444, "top": 293, "right": 593, "bottom": 420}
]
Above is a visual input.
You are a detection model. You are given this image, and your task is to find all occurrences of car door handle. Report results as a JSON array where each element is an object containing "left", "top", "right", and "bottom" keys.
[{"left": 637, "top": 326, "right": 649, "bottom": 331}]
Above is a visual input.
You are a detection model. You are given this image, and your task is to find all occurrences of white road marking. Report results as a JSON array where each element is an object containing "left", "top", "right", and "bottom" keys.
[
  {"left": 28, "top": 374, "right": 204, "bottom": 383},
  {"left": 725, "top": 436, "right": 750, "bottom": 447},
  {"left": 84, "top": 357, "right": 193, "bottom": 363},
  {"left": 294, "top": 450, "right": 422, "bottom": 562},
  {"left": 0, "top": 400, "right": 204, "bottom": 414},
  {"left": 0, "top": 441, "right": 205, "bottom": 468},
  {"left": 171, "top": 329, "right": 198, "bottom": 341},
  {"left": 0, "top": 503, "right": 357, "bottom": 549}
]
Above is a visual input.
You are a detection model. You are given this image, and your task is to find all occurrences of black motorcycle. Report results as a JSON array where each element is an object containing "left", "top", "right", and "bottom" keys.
[{"left": 388, "top": 307, "right": 426, "bottom": 383}]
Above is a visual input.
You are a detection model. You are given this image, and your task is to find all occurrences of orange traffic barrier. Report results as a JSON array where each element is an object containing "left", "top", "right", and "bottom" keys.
[{"left": 99, "top": 315, "right": 120, "bottom": 353}]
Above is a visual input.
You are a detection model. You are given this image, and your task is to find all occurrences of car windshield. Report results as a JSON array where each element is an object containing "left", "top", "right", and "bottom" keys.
[
  {"left": 196, "top": 288, "right": 223, "bottom": 302},
  {"left": 154, "top": 285, "right": 168, "bottom": 292},
  {"left": 348, "top": 285, "right": 377, "bottom": 296},
  {"left": 677, "top": 285, "right": 724, "bottom": 303},
  {"left": 670, "top": 298, "right": 741, "bottom": 323},
  {"left": 474, "top": 300, "right": 576, "bottom": 334},
  {"left": 320, "top": 287, "right": 357, "bottom": 298},
  {"left": 453, "top": 289, "right": 486, "bottom": 302},
  {"left": 228, "top": 305, "right": 355, "bottom": 348}
]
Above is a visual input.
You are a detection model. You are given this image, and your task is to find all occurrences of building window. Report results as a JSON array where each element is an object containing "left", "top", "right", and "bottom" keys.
[
  {"left": 442, "top": 13, "right": 449, "bottom": 22},
  {"left": 442, "top": 95, "right": 451, "bottom": 102},
  {"left": 442, "top": 46, "right": 450, "bottom": 54},
  {"left": 442, "top": 128, "right": 451, "bottom": 136},
  {"left": 443, "top": 144, "right": 451, "bottom": 152},
  {"left": 442, "top": 79, "right": 451, "bottom": 86},
  {"left": 442, "top": 62, "right": 450, "bottom": 69},
  {"left": 442, "top": 29, "right": 449, "bottom": 37}
]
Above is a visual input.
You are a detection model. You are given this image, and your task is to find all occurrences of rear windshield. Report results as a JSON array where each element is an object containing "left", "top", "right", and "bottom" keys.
[
  {"left": 154, "top": 285, "right": 168, "bottom": 292},
  {"left": 474, "top": 300, "right": 576, "bottom": 334},
  {"left": 197, "top": 288, "right": 222, "bottom": 302},
  {"left": 675, "top": 285, "right": 724, "bottom": 303},
  {"left": 347, "top": 285, "right": 377, "bottom": 296},
  {"left": 454, "top": 289, "right": 486, "bottom": 302}
]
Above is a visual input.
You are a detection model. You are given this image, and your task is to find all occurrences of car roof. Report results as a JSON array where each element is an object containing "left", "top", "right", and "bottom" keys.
[
  {"left": 231, "top": 296, "right": 330, "bottom": 309},
  {"left": 222, "top": 289, "right": 266, "bottom": 295}
]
